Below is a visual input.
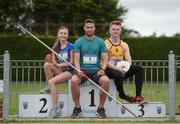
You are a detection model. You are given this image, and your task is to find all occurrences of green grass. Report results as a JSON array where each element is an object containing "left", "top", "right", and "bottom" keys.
[
  {"left": 1, "top": 119, "right": 180, "bottom": 124},
  {"left": 1, "top": 82, "right": 180, "bottom": 124},
  {"left": 4, "top": 81, "right": 180, "bottom": 115}
]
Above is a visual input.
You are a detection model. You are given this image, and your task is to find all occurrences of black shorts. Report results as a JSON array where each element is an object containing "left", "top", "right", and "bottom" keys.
[
  {"left": 80, "top": 69, "right": 100, "bottom": 85},
  {"left": 63, "top": 66, "right": 76, "bottom": 75}
]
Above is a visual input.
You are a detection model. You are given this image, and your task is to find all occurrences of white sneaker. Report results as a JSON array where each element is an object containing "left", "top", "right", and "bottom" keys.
[
  {"left": 40, "top": 87, "right": 50, "bottom": 94},
  {"left": 49, "top": 107, "right": 62, "bottom": 118}
]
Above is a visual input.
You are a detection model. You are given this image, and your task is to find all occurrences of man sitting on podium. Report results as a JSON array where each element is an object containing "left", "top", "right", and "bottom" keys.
[
  {"left": 104, "top": 20, "right": 147, "bottom": 104},
  {"left": 70, "top": 19, "right": 110, "bottom": 119}
]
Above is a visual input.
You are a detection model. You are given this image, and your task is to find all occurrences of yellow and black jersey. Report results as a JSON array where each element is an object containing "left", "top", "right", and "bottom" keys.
[{"left": 105, "top": 39, "right": 126, "bottom": 60}]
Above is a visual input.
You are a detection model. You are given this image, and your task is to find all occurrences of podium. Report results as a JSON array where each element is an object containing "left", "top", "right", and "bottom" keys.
[
  {"left": 19, "top": 80, "right": 166, "bottom": 118},
  {"left": 67, "top": 79, "right": 117, "bottom": 117},
  {"left": 117, "top": 102, "right": 166, "bottom": 117},
  {"left": 19, "top": 94, "right": 68, "bottom": 117}
]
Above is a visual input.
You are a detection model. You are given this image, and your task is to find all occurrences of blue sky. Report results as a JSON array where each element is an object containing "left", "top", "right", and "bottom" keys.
[{"left": 118, "top": 0, "right": 180, "bottom": 36}]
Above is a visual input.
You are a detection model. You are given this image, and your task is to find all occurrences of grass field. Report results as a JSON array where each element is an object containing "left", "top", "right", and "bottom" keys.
[
  {"left": 0, "top": 81, "right": 180, "bottom": 123},
  {"left": 1, "top": 81, "right": 179, "bottom": 115}
]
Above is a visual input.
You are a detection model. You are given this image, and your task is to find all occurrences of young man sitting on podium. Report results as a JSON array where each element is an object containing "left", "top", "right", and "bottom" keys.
[
  {"left": 70, "top": 19, "right": 110, "bottom": 119},
  {"left": 104, "top": 20, "right": 147, "bottom": 104}
]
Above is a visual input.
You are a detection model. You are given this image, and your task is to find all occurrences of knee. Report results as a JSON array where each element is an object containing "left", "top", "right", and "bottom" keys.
[
  {"left": 44, "top": 62, "right": 50, "bottom": 68},
  {"left": 48, "top": 79, "right": 54, "bottom": 86},
  {"left": 99, "top": 76, "right": 110, "bottom": 86},
  {"left": 45, "top": 54, "right": 52, "bottom": 62},
  {"left": 44, "top": 62, "right": 52, "bottom": 69},
  {"left": 71, "top": 75, "right": 80, "bottom": 86}
]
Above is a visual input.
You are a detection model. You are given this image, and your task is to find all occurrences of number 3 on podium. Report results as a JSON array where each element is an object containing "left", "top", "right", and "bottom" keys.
[{"left": 138, "top": 104, "right": 145, "bottom": 117}]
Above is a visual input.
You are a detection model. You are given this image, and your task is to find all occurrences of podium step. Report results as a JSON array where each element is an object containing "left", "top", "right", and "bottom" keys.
[
  {"left": 19, "top": 94, "right": 166, "bottom": 118},
  {"left": 117, "top": 102, "right": 166, "bottom": 117}
]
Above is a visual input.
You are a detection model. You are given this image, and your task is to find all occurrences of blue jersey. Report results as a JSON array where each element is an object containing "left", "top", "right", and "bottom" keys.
[{"left": 56, "top": 42, "right": 74, "bottom": 63}]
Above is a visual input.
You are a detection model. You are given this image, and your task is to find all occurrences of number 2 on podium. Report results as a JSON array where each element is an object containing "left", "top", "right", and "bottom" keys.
[{"left": 39, "top": 98, "right": 48, "bottom": 113}]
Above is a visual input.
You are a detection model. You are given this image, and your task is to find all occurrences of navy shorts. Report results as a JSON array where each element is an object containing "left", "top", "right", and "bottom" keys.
[
  {"left": 80, "top": 69, "right": 100, "bottom": 85},
  {"left": 62, "top": 66, "right": 76, "bottom": 75}
]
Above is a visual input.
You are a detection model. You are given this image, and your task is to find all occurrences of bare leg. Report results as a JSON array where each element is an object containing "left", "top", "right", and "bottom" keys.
[
  {"left": 98, "top": 75, "right": 109, "bottom": 108},
  {"left": 44, "top": 62, "right": 62, "bottom": 81},
  {"left": 71, "top": 75, "right": 81, "bottom": 108},
  {"left": 48, "top": 71, "right": 72, "bottom": 108}
]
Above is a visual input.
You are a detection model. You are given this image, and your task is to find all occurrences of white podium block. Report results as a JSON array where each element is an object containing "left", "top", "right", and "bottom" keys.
[
  {"left": 18, "top": 80, "right": 166, "bottom": 118},
  {"left": 68, "top": 79, "right": 117, "bottom": 117},
  {"left": 19, "top": 94, "right": 68, "bottom": 117},
  {"left": 117, "top": 102, "right": 166, "bottom": 117}
]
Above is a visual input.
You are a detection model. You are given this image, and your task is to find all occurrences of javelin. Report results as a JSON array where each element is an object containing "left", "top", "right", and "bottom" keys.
[{"left": 16, "top": 24, "right": 137, "bottom": 117}]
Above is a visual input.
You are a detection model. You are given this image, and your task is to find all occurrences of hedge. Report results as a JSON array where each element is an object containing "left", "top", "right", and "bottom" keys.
[
  {"left": 123, "top": 37, "right": 180, "bottom": 60},
  {"left": 0, "top": 36, "right": 180, "bottom": 60}
]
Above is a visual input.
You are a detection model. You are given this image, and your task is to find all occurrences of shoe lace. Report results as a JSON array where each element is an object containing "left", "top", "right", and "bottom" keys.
[
  {"left": 72, "top": 107, "right": 80, "bottom": 116},
  {"left": 98, "top": 108, "right": 106, "bottom": 116},
  {"left": 49, "top": 108, "right": 55, "bottom": 116}
]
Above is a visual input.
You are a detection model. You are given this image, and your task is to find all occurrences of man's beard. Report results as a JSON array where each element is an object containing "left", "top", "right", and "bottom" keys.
[{"left": 86, "top": 32, "right": 94, "bottom": 37}]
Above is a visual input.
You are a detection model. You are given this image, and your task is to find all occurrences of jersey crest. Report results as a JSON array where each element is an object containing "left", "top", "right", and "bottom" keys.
[{"left": 105, "top": 39, "right": 125, "bottom": 60}]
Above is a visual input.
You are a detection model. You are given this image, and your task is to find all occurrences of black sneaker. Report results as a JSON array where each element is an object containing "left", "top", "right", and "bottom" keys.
[
  {"left": 96, "top": 107, "right": 106, "bottom": 119},
  {"left": 71, "top": 107, "right": 83, "bottom": 118}
]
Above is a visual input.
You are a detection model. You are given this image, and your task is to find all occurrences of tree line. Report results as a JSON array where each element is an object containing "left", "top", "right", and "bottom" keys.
[
  {"left": 1, "top": 0, "right": 179, "bottom": 38},
  {"left": 0, "top": 0, "right": 140, "bottom": 37}
]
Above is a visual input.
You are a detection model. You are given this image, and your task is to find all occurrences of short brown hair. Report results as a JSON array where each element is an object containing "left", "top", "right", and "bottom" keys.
[
  {"left": 58, "top": 26, "right": 69, "bottom": 32},
  {"left": 84, "top": 19, "right": 95, "bottom": 26},
  {"left": 110, "top": 20, "right": 122, "bottom": 27}
]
